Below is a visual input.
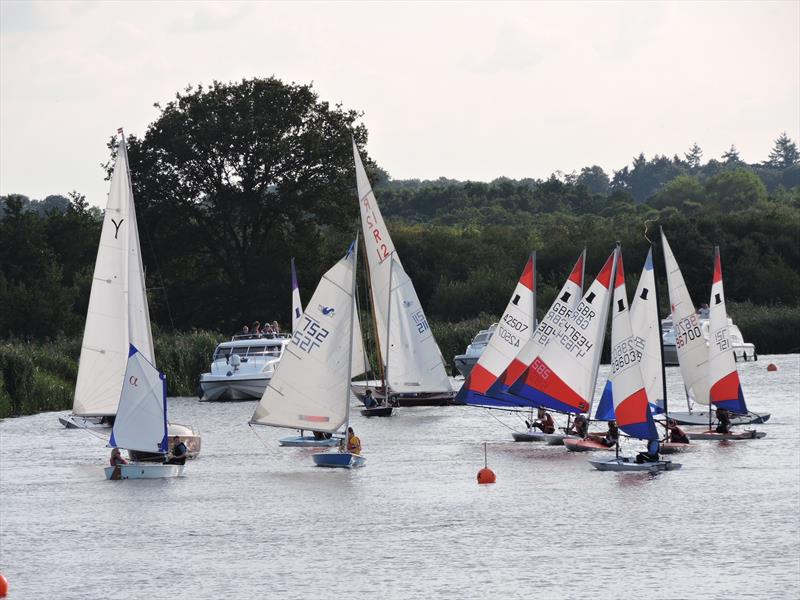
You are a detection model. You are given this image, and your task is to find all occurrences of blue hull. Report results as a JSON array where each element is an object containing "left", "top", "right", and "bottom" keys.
[
  {"left": 279, "top": 435, "right": 340, "bottom": 447},
  {"left": 312, "top": 452, "right": 366, "bottom": 469}
]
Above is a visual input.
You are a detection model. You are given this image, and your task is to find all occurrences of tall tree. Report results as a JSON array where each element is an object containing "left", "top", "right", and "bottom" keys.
[
  {"left": 767, "top": 132, "right": 800, "bottom": 168},
  {"left": 121, "top": 78, "right": 369, "bottom": 331},
  {"left": 721, "top": 144, "right": 741, "bottom": 164},
  {"left": 685, "top": 142, "right": 703, "bottom": 169}
]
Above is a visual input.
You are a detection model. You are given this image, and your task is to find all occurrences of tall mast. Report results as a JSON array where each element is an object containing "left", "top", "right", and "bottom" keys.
[
  {"left": 384, "top": 255, "right": 396, "bottom": 400},
  {"left": 652, "top": 238, "right": 669, "bottom": 422},
  {"left": 531, "top": 251, "right": 538, "bottom": 333},
  {"left": 344, "top": 238, "right": 359, "bottom": 444},
  {"left": 361, "top": 236, "right": 386, "bottom": 390},
  {"left": 586, "top": 246, "right": 616, "bottom": 422}
]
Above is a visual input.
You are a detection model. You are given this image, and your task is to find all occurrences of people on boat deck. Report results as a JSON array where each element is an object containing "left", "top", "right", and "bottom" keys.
[
  {"left": 251, "top": 321, "right": 261, "bottom": 334},
  {"left": 363, "top": 389, "right": 377, "bottom": 408},
  {"left": 566, "top": 414, "right": 589, "bottom": 438},
  {"left": 531, "top": 407, "right": 555, "bottom": 434},
  {"left": 664, "top": 419, "right": 690, "bottom": 444},
  {"left": 636, "top": 439, "right": 661, "bottom": 463},
  {"left": 109, "top": 448, "right": 127, "bottom": 466},
  {"left": 165, "top": 436, "right": 188, "bottom": 465},
  {"left": 591, "top": 420, "right": 619, "bottom": 447},
  {"left": 346, "top": 427, "right": 362, "bottom": 455},
  {"left": 272, "top": 321, "right": 281, "bottom": 334},
  {"left": 715, "top": 408, "right": 732, "bottom": 434},
  {"left": 241, "top": 325, "right": 250, "bottom": 335}
]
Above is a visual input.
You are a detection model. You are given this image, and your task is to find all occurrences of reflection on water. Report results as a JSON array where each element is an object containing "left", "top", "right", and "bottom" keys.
[{"left": 1, "top": 355, "right": 799, "bottom": 599}]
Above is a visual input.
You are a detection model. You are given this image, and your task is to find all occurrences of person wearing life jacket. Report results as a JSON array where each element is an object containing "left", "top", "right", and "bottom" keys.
[
  {"left": 109, "top": 448, "right": 127, "bottom": 466},
  {"left": 715, "top": 408, "right": 732, "bottom": 434},
  {"left": 532, "top": 407, "right": 556, "bottom": 434},
  {"left": 592, "top": 420, "right": 619, "bottom": 447},
  {"left": 665, "top": 419, "right": 690, "bottom": 444},
  {"left": 636, "top": 438, "right": 661, "bottom": 463},
  {"left": 566, "top": 414, "right": 589, "bottom": 438},
  {"left": 346, "top": 427, "right": 361, "bottom": 455},
  {"left": 165, "top": 436, "right": 188, "bottom": 465}
]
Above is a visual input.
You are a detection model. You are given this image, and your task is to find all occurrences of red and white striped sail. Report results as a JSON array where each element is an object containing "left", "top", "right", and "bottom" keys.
[
  {"left": 707, "top": 247, "right": 748, "bottom": 414},
  {"left": 455, "top": 255, "right": 536, "bottom": 406},
  {"left": 489, "top": 251, "right": 585, "bottom": 403},
  {"left": 661, "top": 229, "right": 709, "bottom": 406},
  {"left": 609, "top": 251, "right": 658, "bottom": 440},
  {"left": 628, "top": 248, "right": 665, "bottom": 414},
  {"left": 509, "top": 249, "right": 617, "bottom": 414}
]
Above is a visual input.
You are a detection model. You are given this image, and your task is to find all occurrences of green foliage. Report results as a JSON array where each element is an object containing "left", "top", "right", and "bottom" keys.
[
  {"left": 728, "top": 302, "right": 800, "bottom": 355},
  {"left": 430, "top": 314, "right": 498, "bottom": 374},
  {"left": 153, "top": 330, "right": 221, "bottom": 396}
]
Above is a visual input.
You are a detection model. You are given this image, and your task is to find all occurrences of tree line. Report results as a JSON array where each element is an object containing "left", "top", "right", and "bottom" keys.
[{"left": 1, "top": 77, "right": 798, "bottom": 349}]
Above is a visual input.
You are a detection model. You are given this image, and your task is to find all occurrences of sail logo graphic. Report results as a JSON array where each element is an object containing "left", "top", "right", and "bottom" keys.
[
  {"left": 111, "top": 219, "right": 124, "bottom": 239},
  {"left": 318, "top": 305, "right": 335, "bottom": 317},
  {"left": 412, "top": 310, "right": 429, "bottom": 334},
  {"left": 128, "top": 375, "right": 138, "bottom": 386}
]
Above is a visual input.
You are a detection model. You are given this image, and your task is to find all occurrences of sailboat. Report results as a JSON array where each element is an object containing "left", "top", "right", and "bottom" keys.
[
  {"left": 250, "top": 242, "right": 367, "bottom": 467},
  {"left": 588, "top": 250, "right": 681, "bottom": 472},
  {"left": 681, "top": 246, "right": 765, "bottom": 441},
  {"left": 350, "top": 139, "right": 454, "bottom": 406},
  {"left": 105, "top": 345, "right": 185, "bottom": 479},
  {"left": 455, "top": 253, "right": 537, "bottom": 406},
  {"left": 63, "top": 131, "right": 199, "bottom": 456}
]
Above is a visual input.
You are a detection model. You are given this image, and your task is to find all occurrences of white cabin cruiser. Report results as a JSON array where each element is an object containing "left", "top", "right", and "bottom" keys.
[
  {"left": 453, "top": 324, "right": 497, "bottom": 378},
  {"left": 199, "top": 334, "right": 290, "bottom": 401},
  {"left": 661, "top": 308, "right": 756, "bottom": 366}
]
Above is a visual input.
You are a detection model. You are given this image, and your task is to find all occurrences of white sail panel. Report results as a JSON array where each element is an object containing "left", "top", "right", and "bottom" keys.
[
  {"left": 351, "top": 310, "right": 367, "bottom": 379},
  {"left": 73, "top": 136, "right": 153, "bottom": 417},
  {"left": 629, "top": 249, "right": 665, "bottom": 413},
  {"left": 353, "top": 139, "right": 450, "bottom": 393},
  {"left": 384, "top": 257, "right": 451, "bottom": 393},
  {"left": 661, "top": 230, "right": 709, "bottom": 405},
  {"left": 251, "top": 248, "right": 357, "bottom": 433},
  {"left": 291, "top": 258, "right": 303, "bottom": 334},
  {"left": 109, "top": 346, "right": 167, "bottom": 454},
  {"left": 456, "top": 255, "right": 536, "bottom": 405}
]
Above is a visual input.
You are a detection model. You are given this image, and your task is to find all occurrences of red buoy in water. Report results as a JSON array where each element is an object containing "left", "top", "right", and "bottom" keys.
[
  {"left": 0, "top": 572, "right": 8, "bottom": 598},
  {"left": 477, "top": 442, "right": 496, "bottom": 484},
  {"left": 767, "top": 363, "right": 778, "bottom": 372}
]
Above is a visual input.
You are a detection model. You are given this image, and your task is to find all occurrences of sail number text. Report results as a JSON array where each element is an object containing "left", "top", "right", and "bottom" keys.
[
  {"left": 611, "top": 337, "right": 643, "bottom": 374},
  {"left": 362, "top": 196, "right": 390, "bottom": 263},
  {"left": 674, "top": 315, "right": 702, "bottom": 349},
  {"left": 292, "top": 315, "right": 330, "bottom": 354}
]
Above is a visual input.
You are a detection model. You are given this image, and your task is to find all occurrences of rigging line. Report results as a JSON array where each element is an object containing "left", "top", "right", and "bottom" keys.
[
  {"left": 247, "top": 422, "right": 274, "bottom": 452},
  {"left": 643, "top": 219, "right": 655, "bottom": 245},
  {"left": 484, "top": 407, "right": 519, "bottom": 432}
]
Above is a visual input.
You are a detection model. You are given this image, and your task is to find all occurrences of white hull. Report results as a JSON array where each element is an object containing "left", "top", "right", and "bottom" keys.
[
  {"left": 104, "top": 463, "right": 185, "bottom": 479},
  {"left": 589, "top": 456, "right": 682, "bottom": 472},
  {"left": 667, "top": 411, "right": 770, "bottom": 426},
  {"left": 684, "top": 429, "right": 766, "bottom": 440},
  {"left": 350, "top": 380, "right": 454, "bottom": 406},
  {"left": 453, "top": 354, "right": 478, "bottom": 378},
  {"left": 199, "top": 375, "right": 269, "bottom": 401}
]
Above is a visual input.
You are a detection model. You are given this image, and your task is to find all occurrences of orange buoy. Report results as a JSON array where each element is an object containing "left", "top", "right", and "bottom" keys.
[
  {"left": 0, "top": 572, "right": 8, "bottom": 598},
  {"left": 477, "top": 467, "right": 496, "bottom": 484},
  {"left": 477, "top": 442, "right": 496, "bottom": 484},
  {"left": 767, "top": 363, "right": 778, "bottom": 372}
]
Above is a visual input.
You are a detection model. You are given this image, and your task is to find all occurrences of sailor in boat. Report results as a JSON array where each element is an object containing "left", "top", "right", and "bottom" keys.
[
  {"left": 664, "top": 419, "right": 690, "bottom": 444},
  {"left": 165, "top": 436, "right": 188, "bottom": 465},
  {"left": 566, "top": 414, "right": 589, "bottom": 438},
  {"left": 635, "top": 439, "right": 661, "bottom": 464},
  {"left": 312, "top": 430, "right": 333, "bottom": 440},
  {"left": 715, "top": 408, "right": 732, "bottom": 434},
  {"left": 363, "top": 389, "right": 378, "bottom": 409},
  {"left": 529, "top": 407, "right": 555, "bottom": 434},
  {"left": 346, "top": 427, "right": 362, "bottom": 455},
  {"left": 590, "top": 421, "right": 619, "bottom": 447},
  {"left": 110, "top": 448, "right": 127, "bottom": 466}
]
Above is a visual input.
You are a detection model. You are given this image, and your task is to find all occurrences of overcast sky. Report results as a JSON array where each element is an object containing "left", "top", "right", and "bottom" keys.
[{"left": 1, "top": 1, "right": 798, "bottom": 207}]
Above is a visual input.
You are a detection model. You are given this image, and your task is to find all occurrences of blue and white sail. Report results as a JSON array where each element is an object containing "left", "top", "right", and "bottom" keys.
[{"left": 109, "top": 345, "right": 168, "bottom": 454}]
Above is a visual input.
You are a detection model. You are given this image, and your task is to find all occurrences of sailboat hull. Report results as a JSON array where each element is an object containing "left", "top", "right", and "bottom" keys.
[
  {"left": 660, "top": 442, "right": 694, "bottom": 454},
  {"left": 351, "top": 381, "right": 454, "bottom": 406},
  {"left": 104, "top": 463, "right": 185, "bottom": 480},
  {"left": 360, "top": 406, "right": 394, "bottom": 417},
  {"left": 684, "top": 429, "right": 766, "bottom": 440},
  {"left": 589, "top": 457, "right": 682, "bottom": 472},
  {"left": 279, "top": 436, "right": 341, "bottom": 447},
  {"left": 312, "top": 452, "right": 366, "bottom": 469},
  {"left": 667, "top": 411, "right": 770, "bottom": 426},
  {"left": 564, "top": 437, "right": 615, "bottom": 452}
]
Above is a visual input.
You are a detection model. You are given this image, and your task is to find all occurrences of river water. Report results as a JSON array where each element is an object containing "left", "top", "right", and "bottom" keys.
[{"left": 1, "top": 354, "right": 798, "bottom": 599}]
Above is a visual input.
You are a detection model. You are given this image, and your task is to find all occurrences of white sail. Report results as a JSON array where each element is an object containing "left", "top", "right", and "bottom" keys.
[
  {"left": 610, "top": 251, "right": 658, "bottom": 440},
  {"left": 629, "top": 248, "right": 665, "bottom": 413},
  {"left": 660, "top": 229, "right": 709, "bottom": 406},
  {"left": 351, "top": 310, "right": 367, "bottom": 379},
  {"left": 109, "top": 345, "right": 167, "bottom": 454},
  {"left": 73, "top": 135, "right": 154, "bottom": 417},
  {"left": 456, "top": 254, "right": 536, "bottom": 405},
  {"left": 353, "top": 138, "right": 450, "bottom": 393},
  {"left": 383, "top": 256, "right": 450, "bottom": 393},
  {"left": 707, "top": 247, "right": 748, "bottom": 414},
  {"left": 251, "top": 246, "right": 358, "bottom": 433},
  {"left": 291, "top": 258, "right": 303, "bottom": 334}
]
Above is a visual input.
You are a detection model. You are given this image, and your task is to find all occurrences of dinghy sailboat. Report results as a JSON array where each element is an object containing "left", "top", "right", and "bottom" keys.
[
  {"left": 64, "top": 131, "right": 199, "bottom": 455},
  {"left": 105, "top": 345, "right": 185, "bottom": 480},
  {"left": 250, "top": 242, "right": 367, "bottom": 467},
  {"left": 684, "top": 246, "right": 765, "bottom": 440},
  {"left": 588, "top": 250, "right": 681, "bottom": 472},
  {"left": 351, "top": 139, "right": 453, "bottom": 406}
]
